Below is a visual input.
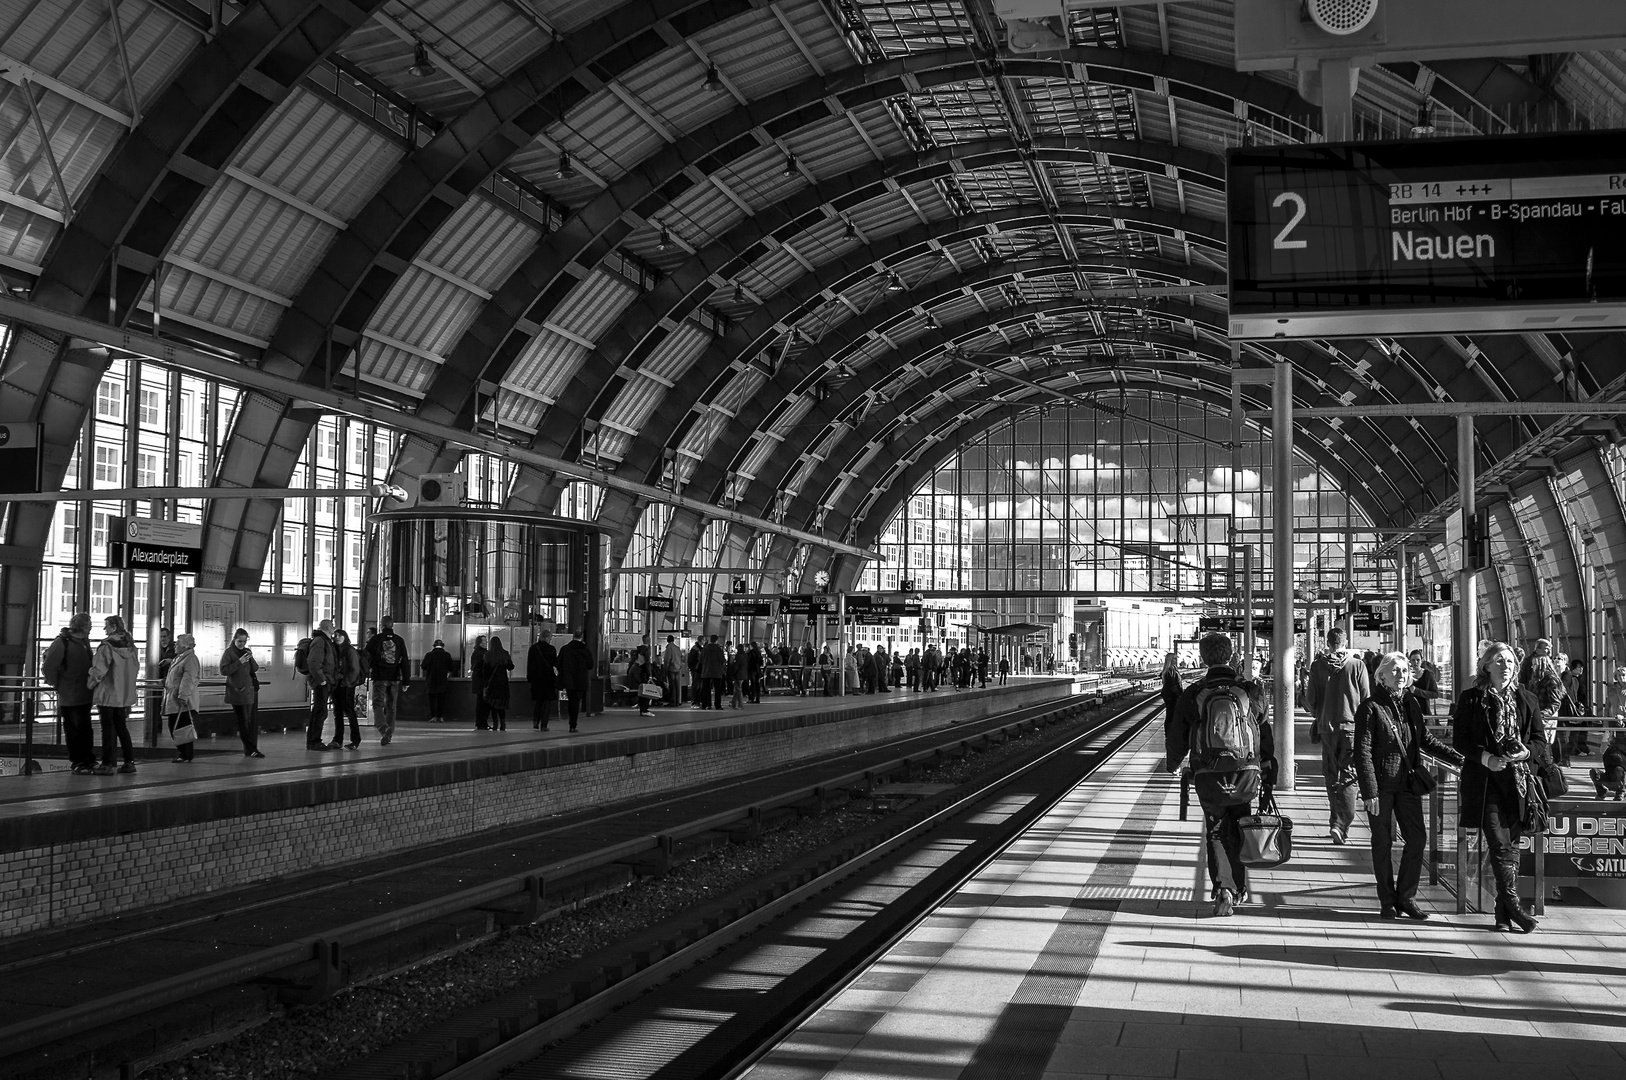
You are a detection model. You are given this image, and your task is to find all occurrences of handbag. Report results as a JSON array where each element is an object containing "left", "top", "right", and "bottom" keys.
[
  {"left": 639, "top": 681, "right": 662, "bottom": 698},
  {"left": 1237, "top": 789, "right": 1293, "bottom": 868},
  {"left": 169, "top": 713, "right": 198, "bottom": 746},
  {"left": 1519, "top": 765, "right": 1552, "bottom": 833}
]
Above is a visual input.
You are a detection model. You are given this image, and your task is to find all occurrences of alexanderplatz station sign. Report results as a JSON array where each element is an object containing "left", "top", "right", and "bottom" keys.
[{"left": 1228, "top": 131, "right": 1626, "bottom": 340}]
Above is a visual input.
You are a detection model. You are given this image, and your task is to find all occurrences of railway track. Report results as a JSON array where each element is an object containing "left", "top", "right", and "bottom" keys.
[
  {"left": 2, "top": 681, "right": 1148, "bottom": 1079},
  {"left": 320, "top": 694, "right": 1161, "bottom": 1080}
]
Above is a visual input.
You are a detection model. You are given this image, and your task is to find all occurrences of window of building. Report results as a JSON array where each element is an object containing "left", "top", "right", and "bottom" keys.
[
  {"left": 94, "top": 445, "right": 122, "bottom": 484},
  {"left": 96, "top": 380, "right": 123, "bottom": 419},
  {"left": 59, "top": 572, "right": 77, "bottom": 615},
  {"left": 60, "top": 504, "right": 79, "bottom": 547},
  {"left": 93, "top": 512, "right": 110, "bottom": 548},
  {"left": 90, "top": 577, "right": 117, "bottom": 616},
  {"left": 133, "top": 578, "right": 148, "bottom": 619},
  {"left": 139, "top": 389, "right": 161, "bottom": 426},
  {"left": 137, "top": 452, "right": 160, "bottom": 488}
]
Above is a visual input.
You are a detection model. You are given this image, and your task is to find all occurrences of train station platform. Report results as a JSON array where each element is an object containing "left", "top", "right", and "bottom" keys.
[
  {"left": 748, "top": 723, "right": 1626, "bottom": 1080},
  {"left": 0, "top": 677, "right": 1079, "bottom": 940}
]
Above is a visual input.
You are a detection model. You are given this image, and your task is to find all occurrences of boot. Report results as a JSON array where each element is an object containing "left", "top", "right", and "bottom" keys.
[{"left": 1594, "top": 768, "right": 1609, "bottom": 800}]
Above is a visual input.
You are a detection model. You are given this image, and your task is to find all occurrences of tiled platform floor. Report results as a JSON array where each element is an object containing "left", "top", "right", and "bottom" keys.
[{"left": 748, "top": 725, "right": 1626, "bottom": 1080}]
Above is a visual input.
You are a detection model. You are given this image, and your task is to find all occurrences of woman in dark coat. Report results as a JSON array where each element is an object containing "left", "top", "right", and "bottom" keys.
[
  {"left": 1356, "top": 651, "right": 1463, "bottom": 921},
  {"left": 1160, "top": 652, "right": 1182, "bottom": 715},
  {"left": 484, "top": 637, "right": 514, "bottom": 731},
  {"left": 1454, "top": 641, "right": 1541, "bottom": 933},
  {"left": 421, "top": 640, "right": 458, "bottom": 723}
]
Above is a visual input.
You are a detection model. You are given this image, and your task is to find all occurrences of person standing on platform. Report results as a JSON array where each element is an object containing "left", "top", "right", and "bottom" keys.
[
  {"left": 729, "top": 643, "right": 746, "bottom": 708},
  {"left": 147, "top": 626, "right": 175, "bottom": 748},
  {"left": 557, "top": 630, "right": 594, "bottom": 732},
  {"left": 1160, "top": 652, "right": 1181, "bottom": 715},
  {"left": 422, "top": 639, "right": 457, "bottom": 725},
  {"left": 1408, "top": 649, "right": 1442, "bottom": 715},
  {"left": 1315, "top": 627, "right": 1370, "bottom": 846},
  {"left": 1165, "top": 631, "right": 1274, "bottom": 918},
  {"left": 527, "top": 630, "right": 557, "bottom": 730},
  {"left": 800, "top": 642, "right": 816, "bottom": 697},
  {"left": 818, "top": 645, "right": 834, "bottom": 695},
  {"left": 1356, "top": 652, "right": 1463, "bottom": 920},
  {"left": 662, "top": 635, "right": 683, "bottom": 707},
  {"left": 1455, "top": 642, "right": 1541, "bottom": 933},
  {"left": 998, "top": 656, "right": 1011, "bottom": 685},
  {"left": 365, "top": 617, "right": 409, "bottom": 746},
  {"left": 43, "top": 613, "right": 97, "bottom": 774},
  {"left": 630, "top": 647, "right": 656, "bottom": 717},
  {"left": 484, "top": 636, "right": 514, "bottom": 730},
  {"left": 218, "top": 626, "right": 264, "bottom": 758},
  {"left": 88, "top": 614, "right": 141, "bottom": 773},
  {"left": 163, "top": 632, "right": 202, "bottom": 764},
  {"left": 330, "top": 629, "right": 364, "bottom": 749},
  {"left": 470, "top": 635, "right": 490, "bottom": 730},
  {"left": 977, "top": 649, "right": 989, "bottom": 688},
  {"left": 302, "top": 619, "right": 337, "bottom": 751},
  {"left": 747, "top": 641, "right": 764, "bottom": 704},
  {"left": 1519, "top": 638, "right": 1552, "bottom": 693},
  {"left": 904, "top": 648, "right": 919, "bottom": 691},
  {"left": 923, "top": 645, "right": 940, "bottom": 691},
  {"left": 698, "top": 634, "right": 725, "bottom": 709}
]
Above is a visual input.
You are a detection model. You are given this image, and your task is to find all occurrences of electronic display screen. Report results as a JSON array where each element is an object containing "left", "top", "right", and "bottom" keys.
[{"left": 1227, "top": 132, "right": 1626, "bottom": 338}]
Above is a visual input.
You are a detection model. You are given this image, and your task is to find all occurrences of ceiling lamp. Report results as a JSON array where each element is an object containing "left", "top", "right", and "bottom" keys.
[
  {"left": 783, "top": 153, "right": 797, "bottom": 177},
  {"left": 885, "top": 271, "right": 905, "bottom": 292},
  {"left": 732, "top": 283, "right": 745, "bottom": 304},
  {"left": 657, "top": 226, "right": 671, "bottom": 251},
  {"left": 703, "top": 63, "right": 722, "bottom": 92},
  {"left": 408, "top": 41, "right": 435, "bottom": 78},
  {"left": 556, "top": 150, "right": 575, "bottom": 179},
  {"left": 1411, "top": 101, "right": 1436, "bottom": 136},
  {"left": 843, "top": 218, "right": 858, "bottom": 241}
]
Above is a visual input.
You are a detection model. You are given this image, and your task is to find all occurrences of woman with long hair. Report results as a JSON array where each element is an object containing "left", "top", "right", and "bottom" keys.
[
  {"left": 1160, "top": 651, "right": 1182, "bottom": 716},
  {"left": 484, "top": 636, "right": 514, "bottom": 730},
  {"left": 1454, "top": 641, "right": 1540, "bottom": 933}
]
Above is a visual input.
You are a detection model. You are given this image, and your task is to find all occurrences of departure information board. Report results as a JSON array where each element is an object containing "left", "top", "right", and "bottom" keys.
[{"left": 1228, "top": 132, "right": 1626, "bottom": 339}]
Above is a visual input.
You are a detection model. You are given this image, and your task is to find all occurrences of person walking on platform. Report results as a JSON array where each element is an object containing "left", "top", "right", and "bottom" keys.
[
  {"left": 1408, "top": 649, "right": 1442, "bottom": 715},
  {"left": 662, "top": 635, "right": 683, "bottom": 707},
  {"left": 471, "top": 635, "right": 490, "bottom": 730},
  {"left": 163, "top": 633, "right": 202, "bottom": 763},
  {"left": 147, "top": 627, "right": 175, "bottom": 748},
  {"left": 1160, "top": 652, "right": 1182, "bottom": 715},
  {"left": 43, "top": 613, "right": 97, "bottom": 774},
  {"left": 557, "top": 630, "right": 594, "bottom": 732},
  {"left": 422, "top": 639, "right": 457, "bottom": 725},
  {"left": 88, "top": 615, "right": 141, "bottom": 773},
  {"left": 484, "top": 636, "right": 514, "bottom": 730},
  {"left": 527, "top": 630, "right": 557, "bottom": 729},
  {"left": 1356, "top": 652, "right": 1463, "bottom": 921},
  {"left": 1456, "top": 642, "right": 1541, "bottom": 933},
  {"left": 1166, "top": 632, "right": 1274, "bottom": 918},
  {"left": 301, "top": 619, "right": 338, "bottom": 751},
  {"left": 1314, "top": 627, "right": 1369, "bottom": 846},
  {"left": 218, "top": 626, "right": 264, "bottom": 758},
  {"left": 328, "top": 629, "right": 365, "bottom": 748},
  {"left": 365, "top": 617, "right": 409, "bottom": 746}
]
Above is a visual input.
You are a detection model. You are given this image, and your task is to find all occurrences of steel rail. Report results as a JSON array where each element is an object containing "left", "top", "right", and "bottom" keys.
[
  {"left": 435, "top": 696, "right": 1158, "bottom": 1080},
  {"left": 0, "top": 685, "right": 1136, "bottom": 1062}
]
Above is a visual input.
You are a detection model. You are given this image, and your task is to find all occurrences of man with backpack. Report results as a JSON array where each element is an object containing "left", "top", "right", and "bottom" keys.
[
  {"left": 43, "top": 613, "right": 98, "bottom": 774},
  {"left": 365, "top": 617, "right": 410, "bottom": 746},
  {"left": 1166, "top": 632, "right": 1276, "bottom": 918},
  {"left": 1314, "top": 627, "right": 1370, "bottom": 845}
]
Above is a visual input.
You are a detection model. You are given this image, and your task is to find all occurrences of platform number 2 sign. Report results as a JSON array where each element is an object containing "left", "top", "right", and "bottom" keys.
[{"left": 1272, "top": 192, "right": 1308, "bottom": 250}]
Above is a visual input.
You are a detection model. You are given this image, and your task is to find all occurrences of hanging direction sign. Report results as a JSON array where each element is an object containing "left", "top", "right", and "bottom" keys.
[
  {"left": 1229, "top": 132, "right": 1626, "bottom": 339},
  {"left": 107, "top": 517, "right": 204, "bottom": 573},
  {"left": 721, "top": 599, "right": 773, "bottom": 617}
]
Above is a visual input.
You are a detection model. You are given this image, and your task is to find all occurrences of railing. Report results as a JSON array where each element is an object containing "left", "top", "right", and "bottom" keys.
[{"left": 1, "top": 675, "right": 205, "bottom": 776}]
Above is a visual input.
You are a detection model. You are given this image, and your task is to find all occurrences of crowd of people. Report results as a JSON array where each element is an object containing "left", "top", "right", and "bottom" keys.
[{"left": 1166, "top": 626, "right": 1624, "bottom": 931}]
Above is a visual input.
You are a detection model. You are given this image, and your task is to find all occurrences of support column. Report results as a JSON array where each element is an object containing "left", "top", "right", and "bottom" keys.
[
  {"left": 837, "top": 592, "right": 846, "bottom": 697},
  {"left": 1454, "top": 416, "right": 1479, "bottom": 708},
  {"left": 1243, "top": 544, "right": 1255, "bottom": 671},
  {"left": 1395, "top": 542, "right": 1408, "bottom": 654},
  {"left": 1273, "top": 360, "right": 1296, "bottom": 791},
  {"left": 1320, "top": 57, "right": 1356, "bottom": 141}
]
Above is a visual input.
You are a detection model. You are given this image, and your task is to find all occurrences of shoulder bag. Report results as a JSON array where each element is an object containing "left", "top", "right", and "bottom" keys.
[{"left": 1238, "top": 788, "right": 1294, "bottom": 868}]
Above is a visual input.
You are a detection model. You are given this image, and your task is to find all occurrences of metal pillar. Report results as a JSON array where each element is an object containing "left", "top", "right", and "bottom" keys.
[
  {"left": 837, "top": 593, "right": 846, "bottom": 697},
  {"left": 1273, "top": 361, "right": 1296, "bottom": 791},
  {"left": 1242, "top": 544, "right": 1255, "bottom": 672},
  {"left": 1454, "top": 415, "right": 1477, "bottom": 917},
  {"left": 1395, "top": 542, "right": 1408, "bottom": 654}
]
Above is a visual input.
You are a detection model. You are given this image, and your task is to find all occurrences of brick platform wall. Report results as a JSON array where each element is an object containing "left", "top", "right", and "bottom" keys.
[{"left": 0, "top": 682, "right": 1070, "bottom": 938}]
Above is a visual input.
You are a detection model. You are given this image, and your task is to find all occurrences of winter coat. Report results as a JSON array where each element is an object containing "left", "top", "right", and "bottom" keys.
[
  {"left": 421, "top": 647, "right": 458, "bottom": 691},
  {"left": 335, "top": 642, "right": 366, "bottom": 688},
  {"left": 1355, "top": 686, "right": 1460, "bottom": 799},
  {"left": 1411, "top": 661, "right": 1442, "bottom": 714},
  {"left": 218, "top": 643, "right": 260, "bottom": 705},
  {"left": 89, "top": 633, "right": 141, "bottom": 709},
  {"left": 1455, "top": 685, "right": 1539, "bottom": 823},
  {"left": 700, "top": 642, "right": 727, "bottom": 680},
  {"left": 43, "top": 631, "right": 95, "bottom": 708},
  {"left": 469, "top": 645, "right": 489, "bottom": 695},
  {"left": 1316, "top": 650, "right": 1371, "bottom": 738},
  {"left": 163, "top": 647, "right": 202, "bottom": 716},
  {"left": 526, "top": 641, "right": 557, "bottom": 691},
  {"left": 1306, "top": 650, "right": 1337, "bottom": 719},
  {"left": 556, "top": 639, "right": 594, "bottom": 692},
  {"left": 484, "top": 643, "right": 515, "bottom": 708},
  {"left": 1161, "top": 670, "right": 1182, "bottom": 714},
  {"left": 663, "top": 641, "right": 683, "bottom": 676},
  {"left": 365, "top": 631, "right": 410, "bottom": 683},
  {"left": 305, "top": 630, "right": 337, "bottom": 689}
]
